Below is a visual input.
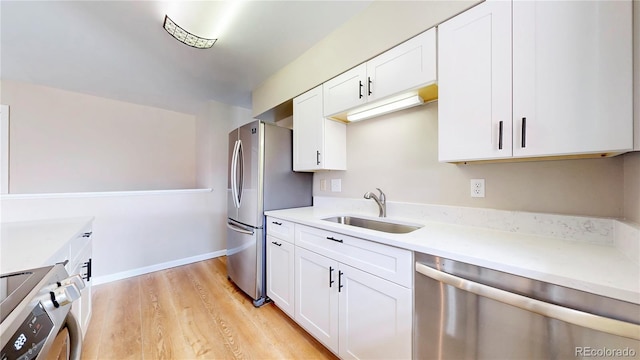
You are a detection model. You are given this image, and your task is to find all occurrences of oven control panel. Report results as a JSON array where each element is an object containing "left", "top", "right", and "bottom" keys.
[{"left": 1, "top": 303, "right": 54, "bottom": 360}]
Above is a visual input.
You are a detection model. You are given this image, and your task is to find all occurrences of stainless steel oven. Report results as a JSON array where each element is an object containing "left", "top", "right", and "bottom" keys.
[
  {"left": 415, "top": 253, "right": 640, "bottom": 359},
  {"left": 0, "top": 263, "right": 84, "bottom": 360}
]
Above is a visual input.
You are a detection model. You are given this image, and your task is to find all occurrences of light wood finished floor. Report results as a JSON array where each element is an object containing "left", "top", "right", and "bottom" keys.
[{"left": 81, "top": 257, "right": 337, "bottom": 360}]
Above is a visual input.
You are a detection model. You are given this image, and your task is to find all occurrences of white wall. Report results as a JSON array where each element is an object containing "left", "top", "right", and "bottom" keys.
[
  {"left": 252, "top": 0, "right": 480, "bottom": 116},
  {"left": 1, "top": 80, "right": 197, "bottom": 193},
  {"left": 0, "top": 190, "right": 220, "bottom": 284},
  {"left": 314, "top": 103, "right": 629, "bottom": 219},
  {"left": 0, "top": 87, "right": 254, "bottom": 283}
]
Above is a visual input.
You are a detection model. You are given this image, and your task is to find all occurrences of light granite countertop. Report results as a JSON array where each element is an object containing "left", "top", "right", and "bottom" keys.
[{"left": 266, "top": 199, "right": 640, "bottom": 305}]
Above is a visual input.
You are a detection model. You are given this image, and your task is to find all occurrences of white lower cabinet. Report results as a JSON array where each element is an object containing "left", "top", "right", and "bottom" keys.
[
  {"left": 295, "top": 247, "right": 339, "bottom": 351},
  {"left": 292, "top": 224, "right": 412, "bottom": 358},
  {"left": 70, "top": 240, "right": 92, "bottom": 337},
  {"left": 266, "top": 234, "right": 295, "bottom": 317},
  {"left": 338, "top": 263, "right": 411, "bottom": 360}
]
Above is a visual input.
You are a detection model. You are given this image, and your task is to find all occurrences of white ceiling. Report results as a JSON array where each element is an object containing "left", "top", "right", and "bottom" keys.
[{"left": 0, "top": 1, "right": 372, "bottom": 114}]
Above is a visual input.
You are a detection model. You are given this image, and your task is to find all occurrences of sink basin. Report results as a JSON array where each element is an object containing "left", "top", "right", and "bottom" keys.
[{"left": 322, "top": 216, "right": 422, "bottom": 234}]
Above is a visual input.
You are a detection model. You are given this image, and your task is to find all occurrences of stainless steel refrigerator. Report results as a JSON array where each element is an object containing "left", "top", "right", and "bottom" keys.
[{"left": 227, "top": 120, "right": 312, "bottom": 306}]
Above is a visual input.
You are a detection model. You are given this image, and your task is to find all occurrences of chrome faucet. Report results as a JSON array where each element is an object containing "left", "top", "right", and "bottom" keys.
[{"left": 364, "top": 188, "right": 386, "bottom": 218}]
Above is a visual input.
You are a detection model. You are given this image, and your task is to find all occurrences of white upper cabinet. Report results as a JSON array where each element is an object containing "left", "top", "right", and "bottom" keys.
[
  {"left": 438, "top": 0, "right": 512, "bottom": 162},
  {"left": 293, "top": 85, "right": 347, "bottom": 172},
  {"left": 323, "top": 64, "right": 367, "bottom": 118},
  {"left": 366, "top": 27, "right": 436, "bottom": 103},
  {"left": 512, "top": 0, "right": 633, "bottom": 157},
  {"left": 439, "top": 0, "right": 633, "bottom": 162},
  {"left": 323, "top": 28, "right": 437, "bottom": 119}
]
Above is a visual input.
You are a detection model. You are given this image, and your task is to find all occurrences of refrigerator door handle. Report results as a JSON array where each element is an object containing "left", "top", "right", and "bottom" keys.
[
  {"left": 227, "top": 220, "right": 254, "bottom": 235},
  {"left": 231, "top": 140, "right": 240, "bottom": 208},
  {"left": 237, "top": 140, "right": 244, "bottom": 206}
]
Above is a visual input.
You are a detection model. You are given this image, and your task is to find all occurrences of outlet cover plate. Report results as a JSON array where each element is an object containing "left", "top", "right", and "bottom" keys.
[
  {"left": 331, "top": 179, "right": 342, "bottom": 192},
  {"left": 470, "top": 179, "right": 485, "bottom": 198}
]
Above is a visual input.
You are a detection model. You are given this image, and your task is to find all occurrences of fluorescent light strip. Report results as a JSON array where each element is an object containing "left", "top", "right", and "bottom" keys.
[
  {"left": 163, "top": 15, "right": 217, "bottom": 49},
  {"left": 347, "top": 95, "right": 425, "bottom": 122}
]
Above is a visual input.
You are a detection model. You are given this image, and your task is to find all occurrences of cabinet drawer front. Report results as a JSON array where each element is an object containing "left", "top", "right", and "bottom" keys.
[
  {"left": 68, "top": 227, "right": 92, "bottom": 269},
  {"left": 295, "top": 224, "right": 412, "bottom": 287},
  {"left": 266, "top": 217, "right": 295, "bottom": 243}
]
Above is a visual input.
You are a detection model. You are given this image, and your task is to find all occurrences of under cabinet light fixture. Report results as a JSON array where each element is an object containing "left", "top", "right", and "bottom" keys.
[
  {"left": 347, "top": 94, "right": 424, "bottom": 122},
  {"left": 163, "top": 15, "right": 217, "bottom": 49}
]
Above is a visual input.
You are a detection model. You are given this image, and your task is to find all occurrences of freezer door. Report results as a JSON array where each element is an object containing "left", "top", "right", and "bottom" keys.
[
  {"left": 236, "top": 121, "right": 261, "bottom": 227},
  {"left": 226, "top": 219, "right": 264, "bottom": 301}
]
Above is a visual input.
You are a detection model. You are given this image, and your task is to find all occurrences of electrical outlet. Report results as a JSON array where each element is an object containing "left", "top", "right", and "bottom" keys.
[
  {"left": 331, "top": 179, "right": 342, "bottom": 192},
  {"left": 470, "top": 179, "right": 485, "bottom": 198}
]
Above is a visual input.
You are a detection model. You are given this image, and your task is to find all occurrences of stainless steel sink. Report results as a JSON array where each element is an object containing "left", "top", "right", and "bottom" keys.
[{"left": 322, "top": 216, "right": 422, "bottom": 234}]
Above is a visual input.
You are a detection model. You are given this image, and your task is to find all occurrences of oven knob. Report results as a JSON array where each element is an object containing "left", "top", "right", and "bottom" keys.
[
  {"left": 60, "top": 274, "right": 86, "bottom": 291},
  {"left": 41, "top": 283, "right": 81, "bottom": 310}
]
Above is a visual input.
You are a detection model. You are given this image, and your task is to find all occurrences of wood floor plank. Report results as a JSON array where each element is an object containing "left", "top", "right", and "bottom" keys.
[
  {"left": 139, "top": 270, "right": 194, "bottom": 359},
  {"left": 95, "top": 277, "right": 143, "bottom": 359},
  {"left": 165, "top": 265, "right": 236, "bottom": 359},
  {"left": 82, "top": 257, "right": 338, "bottom": 360}
]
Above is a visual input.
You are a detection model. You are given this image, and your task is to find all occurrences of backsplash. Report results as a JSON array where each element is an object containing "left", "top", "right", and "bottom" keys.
[{"left": 314, "top": 196, "right": 639, "bottom": 257}]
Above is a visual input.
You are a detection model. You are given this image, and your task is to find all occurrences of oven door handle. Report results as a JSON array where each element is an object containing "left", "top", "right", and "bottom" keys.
[{"left": 415, "top": 262, "right": 640, "bottom": 340}]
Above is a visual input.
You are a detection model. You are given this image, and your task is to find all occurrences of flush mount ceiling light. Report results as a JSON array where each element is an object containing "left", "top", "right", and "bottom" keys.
[
  {"left": 347, "top": 94, "right": 425, "bottom": 122},
  {"left": 163, "top": 15, "right": 216, "bottom": 49}
]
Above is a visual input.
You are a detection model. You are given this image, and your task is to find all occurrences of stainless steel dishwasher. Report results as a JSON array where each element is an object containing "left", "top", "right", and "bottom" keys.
[{"left": 414, "top": 253, "right": 640, "bottom": 359}]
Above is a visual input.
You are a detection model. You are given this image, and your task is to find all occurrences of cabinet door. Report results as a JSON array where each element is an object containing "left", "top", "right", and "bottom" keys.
[
  {"left": 323, "top": 64, "right": 367, "bottom": 117},
  {"left": 513, "top": 0, "right": 633, "bottom": 157},
  {"left": 266, "top": 235, "right": 295, "bottom": 317},
  {"left": 338, "top": 264, "right": 412, "bottom": 360},
  {"left": 293, "top": 86, "right": 323, "bottom": 171},
  {"left": 367, "top": 28, "right": 436, "bottom": 103},
  {"left": 438, "top": 0, "right": 512, "bottom": 162},
  {"left": 294, "top": 247, "right": 339, "bottom": 352},
  {"left": 71, "top": 241, "right": 92, "bottom": 337}
]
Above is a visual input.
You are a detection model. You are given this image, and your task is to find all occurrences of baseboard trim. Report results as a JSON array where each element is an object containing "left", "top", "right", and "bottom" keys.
[{"left": 92, "top": 250, "right": 226, "bottom": 286}]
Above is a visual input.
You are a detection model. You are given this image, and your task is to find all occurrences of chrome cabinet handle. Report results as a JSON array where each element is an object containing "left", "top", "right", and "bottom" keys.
[{"left": 415, "top": 262, "right": 640, "bottom": 340}]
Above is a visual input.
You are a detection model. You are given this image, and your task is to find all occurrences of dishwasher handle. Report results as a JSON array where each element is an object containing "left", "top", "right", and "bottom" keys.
[{"left": 415, "top": 262, "right": 640, "bottom": 341}]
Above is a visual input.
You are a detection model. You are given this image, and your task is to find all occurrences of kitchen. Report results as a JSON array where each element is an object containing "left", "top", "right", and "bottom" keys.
[{"left": 1, "top": 0, "right": 639, "bottom": 359}]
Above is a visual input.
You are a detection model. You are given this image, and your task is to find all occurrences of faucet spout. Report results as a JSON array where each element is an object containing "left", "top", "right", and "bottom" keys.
[{"left": 364, "top": 188, "right": 386, "bottom": 217}]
